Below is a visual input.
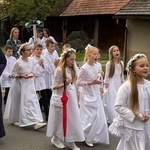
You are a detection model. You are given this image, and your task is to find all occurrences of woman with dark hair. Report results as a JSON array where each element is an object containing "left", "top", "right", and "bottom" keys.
[
  {"left": 0, "top": 48, "right": 6, "bottom": 138},
  {"left": 41, "top": 28, "right": 58, "bottom": 51}
]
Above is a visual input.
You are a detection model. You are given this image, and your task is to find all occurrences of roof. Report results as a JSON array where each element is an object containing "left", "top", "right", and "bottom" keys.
[
  {"left": 60, "top": 0, "right": 131, "bottom": 16},
  {"left": 116, "top": 0, "right": 150, "bottom": 16}
]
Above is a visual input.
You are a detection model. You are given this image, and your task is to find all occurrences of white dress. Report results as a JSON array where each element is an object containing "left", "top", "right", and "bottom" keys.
[
  {"left": 104, "top": 61, "right": 124, "bottom": 123},
  {"left": 77, "top": 63, "right": 109, "bottom": 144},
  {"left": 3, "top": 57, "right": 43, "bottom": 127},
  {"left": 109, "top": 80, "right": 150, "bottom": 150},
  {"left": 1, "top": 56, "right": 16, "bottom": 88},
  {"left": 46, "top": 67, "right": 85, "bottom": 142}
]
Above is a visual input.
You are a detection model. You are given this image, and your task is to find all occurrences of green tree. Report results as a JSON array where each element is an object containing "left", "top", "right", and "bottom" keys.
[{"left": 0, "top": 0, "right": 61, "bottom": 26}]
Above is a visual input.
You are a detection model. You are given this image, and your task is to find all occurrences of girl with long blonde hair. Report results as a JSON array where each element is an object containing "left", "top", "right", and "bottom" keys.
[
  {"left": 47, "top": 48, "right": 84, "bottom": 150},
  {"left": 77, "top": 45, "right": 109, "bottom": 147},
  {"left": 109, "top": 53, "right": 150, "bottom": 150},
  {"left": 6, "top": 27, "right": 21, "bottom": 58}
]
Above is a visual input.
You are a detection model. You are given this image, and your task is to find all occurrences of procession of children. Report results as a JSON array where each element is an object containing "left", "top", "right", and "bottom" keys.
[{"left": 0, "top": 27, "right": 150, "bottom": 150}]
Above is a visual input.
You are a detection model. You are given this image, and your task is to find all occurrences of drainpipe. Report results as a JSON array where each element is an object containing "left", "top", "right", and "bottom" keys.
[
  {"left": 123, "top": 26, "right": 128, "bottom": 67},
  {"left": 93, "top": 18, "right": 99, "bottom": 47},
  {"left": 116, "top": 19, "right": 128, "bottom": 69},
  {"left": 62, "top": 17, "right": 67, "bottom": 43}
]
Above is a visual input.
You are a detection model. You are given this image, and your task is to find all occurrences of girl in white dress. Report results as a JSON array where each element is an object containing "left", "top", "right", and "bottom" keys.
[
  {"left": 3, "top": 43, "right": 46, "bottom": 130},
  {"left": 77, "top": 45, "right": 109, "bottom": 147},
  {"left": 109, "top": 53, "right": 150, "bottom": 150},
  {"left": 104, "top": 45, "right": 124, "bottom": 124},
  {"left": 60, "top": 43, "right": 79, "bottom": 77},
  {"left": 46, "top": 48, "right": 84, "bottom": 150}
]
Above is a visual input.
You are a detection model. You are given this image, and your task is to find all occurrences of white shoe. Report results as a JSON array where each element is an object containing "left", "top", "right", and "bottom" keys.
[
  {"left": 11, "top": 122, "right": 19, "bottom": 127},
  {"left": 34, "top": 122, "right": 46, "bottom": 130},
  {"left": 85, "top": 141, "right": 93, "bottom": 147},
  {"left": 51, "top": 136, "right": 65, "bottom": 149},
  {"left": 68, "top": 142, "right": 80, "bottom": 150}
]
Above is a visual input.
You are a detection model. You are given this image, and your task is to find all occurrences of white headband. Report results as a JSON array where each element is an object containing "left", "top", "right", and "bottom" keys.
[{"left": 60, "top": 48, "right": 76, "bottom": 57}]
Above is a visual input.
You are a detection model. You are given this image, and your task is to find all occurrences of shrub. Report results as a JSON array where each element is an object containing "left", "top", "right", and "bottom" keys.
[{"left": 64, "top": 31, "right": 90, "bottom": 52}]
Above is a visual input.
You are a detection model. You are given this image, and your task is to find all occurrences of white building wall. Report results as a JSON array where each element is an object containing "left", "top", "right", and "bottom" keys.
[
  {"left": 126, "top": 19, "right": 150, "bottom": 52},
  {"left": 126, "top": 19, "right": 150, "bottom": 73}
]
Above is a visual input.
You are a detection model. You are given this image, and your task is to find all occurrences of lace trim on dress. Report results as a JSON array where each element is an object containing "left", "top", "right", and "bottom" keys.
[
  {"left": 109, "top": 116, "right": 123, "bottom": 137},
  {"left": 109, "top": 116, "right": 150, "bottom": 143}
]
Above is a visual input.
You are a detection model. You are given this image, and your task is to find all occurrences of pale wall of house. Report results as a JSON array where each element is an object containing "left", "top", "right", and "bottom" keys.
[{"left": 126, "top": 19, "right": 150, "bottom": 74}]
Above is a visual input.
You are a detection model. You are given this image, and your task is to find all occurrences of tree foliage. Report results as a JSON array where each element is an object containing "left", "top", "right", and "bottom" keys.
[{"left": 0, "top": 0, "right": 61, "bottom": 26}]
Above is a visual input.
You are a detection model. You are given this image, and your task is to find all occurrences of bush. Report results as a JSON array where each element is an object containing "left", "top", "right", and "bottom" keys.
[{"left": 64, "top": 31, "right": 90, "bottom": 52}]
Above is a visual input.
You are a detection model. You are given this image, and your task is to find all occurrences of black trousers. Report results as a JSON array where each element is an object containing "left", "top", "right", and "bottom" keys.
[
  {"left": 0, "top": 86, "right": 5, "bottom": 138},
  {"left": 37, "top": 89, "right": 49, "bottom": 121},
  {"left": 46, "top": 89, "right": 52, "bottom": 106},
  {"left": 3, "top": 87, "right": 10, "bottom": 105}
]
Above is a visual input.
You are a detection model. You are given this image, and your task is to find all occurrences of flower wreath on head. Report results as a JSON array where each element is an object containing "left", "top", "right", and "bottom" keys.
[
  {"left": 60, "top": 48, "right": 76, "bottom": 58},
  {"left": 126, "top": 53, "right": 147, "bottom": 72}
]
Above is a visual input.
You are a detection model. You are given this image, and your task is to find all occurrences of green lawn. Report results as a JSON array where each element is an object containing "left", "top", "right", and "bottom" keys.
[
  {"left": 1, "top": 46, "right": 109, "bottom": 64},
  {"left": 58, "top": 50, "right": 109, "bottom": 70},
  {"left": 0, "top": 46, "right": 4, "bottom": 53},
  {"left": 58, "top": 51, "right": 109, "bottom": 62},
  {"left": 76, "top": 52, "right": 108, "bottom": 61}
]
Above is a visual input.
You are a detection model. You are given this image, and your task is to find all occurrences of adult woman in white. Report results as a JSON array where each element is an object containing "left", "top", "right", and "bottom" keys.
[{"left": 41, "top": 28, "right": 58, "bottom": 52}]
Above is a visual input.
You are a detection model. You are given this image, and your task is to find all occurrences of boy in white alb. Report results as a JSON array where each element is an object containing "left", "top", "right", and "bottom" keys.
[
  {"left": 1, "top": 45, "right": 16, "bottom": 105},
  {"left": 28, "top": 28, "right": 43, "bottom": 49},
  {"left": 31, "top": 44, "right": 49, "bottom": 121},
  {"left": 42, "top": 39, "right": 59, "bottom": 104}
]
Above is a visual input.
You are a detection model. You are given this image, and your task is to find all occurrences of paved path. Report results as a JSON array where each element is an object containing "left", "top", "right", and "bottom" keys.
[
  {"left": 0, "top": 105, "right": 120, "bottom": 150},
  {"left": 0, "top": 83, "right": 120, "bottom": 150},
  {"left": 0, "top": 120, "right": 120, "bottom": 150}
]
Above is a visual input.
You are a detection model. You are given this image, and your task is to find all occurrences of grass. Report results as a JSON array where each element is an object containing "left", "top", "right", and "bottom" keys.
[
  {"left": 0, "top": 46, "right": 4, "bottom": 53},
  {"left": 58, "top": 51, "right": 109, "bottom": 62},
  {"left": 58, "top": 50, "right": 109, "bottom": 71},
  {"left": 76, "top": 52, "right": 85, "bottom": 61},
  {"left": 1, "top": 43, "right": 109, "bottom": 61},
  {"left": 76, "top": 52, "right": 109, "bottom": 61},
  {"left": 1, "top": 45, "right": 108, "bottom": 71}
]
